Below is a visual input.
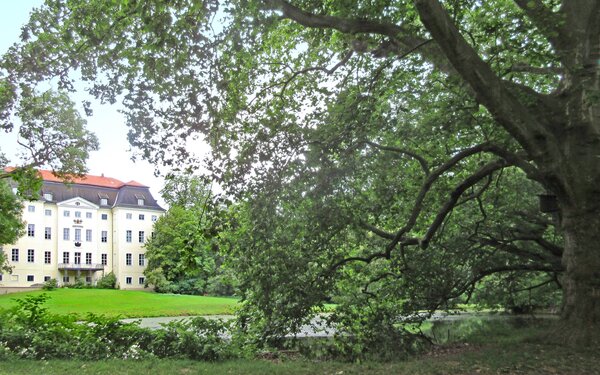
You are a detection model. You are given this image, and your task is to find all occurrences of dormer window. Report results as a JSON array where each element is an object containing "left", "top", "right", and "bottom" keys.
[
  {"left": 43, "top": 192, "right": 53, "bottom": 201},
  {"left": 135, "top": 194, "right": 145, "bottom": 206},
  {"left": 98, "top": 193, "right": 109, "bottom": 206}
]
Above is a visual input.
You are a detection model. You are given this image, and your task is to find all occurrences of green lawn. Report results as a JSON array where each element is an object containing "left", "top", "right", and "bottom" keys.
[
  {"left": 0, "top": 289, "right": 238, "bottom": 318},
  {"left": 2, "top": 341, "right": 598, "bottom": 375}
]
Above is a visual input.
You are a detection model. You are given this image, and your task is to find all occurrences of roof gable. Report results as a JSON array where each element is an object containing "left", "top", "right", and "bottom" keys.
[{"left": 56, "top": 196, "right": 99, "bottom": 209}]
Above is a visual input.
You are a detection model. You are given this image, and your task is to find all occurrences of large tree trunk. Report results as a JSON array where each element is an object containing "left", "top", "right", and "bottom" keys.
[
  {"left": 560, "top": 208, "right": 600, "bottom": 329},
  {"left": 552, "top": 171, "right": 600, "bottom": 346}
]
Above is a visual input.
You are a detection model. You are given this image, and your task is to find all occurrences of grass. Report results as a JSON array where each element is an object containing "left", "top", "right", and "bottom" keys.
[
  {"left": 2, "top": 335, "right": 598, "bottom": 374},
  {"left": 0, "top": 288, "right": 238, "bottom": 318}
]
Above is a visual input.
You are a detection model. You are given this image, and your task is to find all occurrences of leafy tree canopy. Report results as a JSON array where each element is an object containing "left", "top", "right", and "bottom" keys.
[
  {"left": 0, "top": 90, "right": 99, "bottom": 192},
  {"left": 2, "top": 0, "right": 599, "bottom": 347},
  {"left": 145, "top": 174, "right": 235, "bottom": 295}
]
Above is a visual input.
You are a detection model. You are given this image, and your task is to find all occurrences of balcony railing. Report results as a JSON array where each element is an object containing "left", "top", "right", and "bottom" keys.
[{"left": 58, "top": 263, "right": 105, "bottom": 271}]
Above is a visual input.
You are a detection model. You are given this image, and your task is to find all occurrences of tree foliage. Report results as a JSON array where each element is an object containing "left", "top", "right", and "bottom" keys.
[
  {"left": 144, "top": 175, "right": 235, "bottom": 295},
  {"left": 0, "top": 179, "right": 24, "bottom": 272},
  {"left": 145, "top": 205, "right": 217, "bottom": 294},
  {"left": 2, "top": 0, "right": 599, "bottom": 347},
  {"left": 0, "top": 89, "right": 99, "bottom": 188}
]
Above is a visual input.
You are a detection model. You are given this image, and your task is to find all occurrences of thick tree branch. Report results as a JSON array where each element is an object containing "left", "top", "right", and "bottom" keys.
[
  {"left": 413, "top": 0, "right": 556, "bottom": 166},
  {"left": 479, "top": 144, "right": 543, "bottom": 183},
  {"left": 265, "top": 0, "right": 410, "bottom": 39},
  {"left": 513, "top": 278, "right": 556, "bottom": 293},
  {"left": 385, "top": 142, "right": 511, "bottom": 251},
  {"left": 474, "top": 264, "right": 563, "bottom": 279},
  {"left": 359, "top": 221, "right": 395, "bottom": 240},
  {"left": 421, "top": 159, "right": 508, "bottom": 248},
  {"left": 263, "top": 0, "right": 454, "bottom": 72},
  {"left": 510, "top": 234, "right": 564, "bottom": 258},
  {"left": 479, "top": 237, "right": 550, "bottom": 263},
  {"left": 365, "top": 140, "right": 430, "bottom": 175}
]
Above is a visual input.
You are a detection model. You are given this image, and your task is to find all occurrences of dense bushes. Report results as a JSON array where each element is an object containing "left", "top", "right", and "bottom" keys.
[
  {"left": 149, "top": 275, "right": 237, "bottom": 296},
  {"left": 0, "top": 293, "right": 434, "bottom": 362},
  {"left": 96, "top": 272, "right": 117, "bottom": 289},
  {"left": 0, "top": 294, "right": 235, "bottom": 361},
  {"left": 41, "top": 278, "right": 58, "bottom": 290}
]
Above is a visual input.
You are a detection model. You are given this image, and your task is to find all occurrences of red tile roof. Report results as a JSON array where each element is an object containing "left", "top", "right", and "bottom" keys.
[
  {"left": 124, "top": 180, "right": 147, "bottom": 187},
  {"left": 4, "top": 167, "right": 148, "bottom": 189}
]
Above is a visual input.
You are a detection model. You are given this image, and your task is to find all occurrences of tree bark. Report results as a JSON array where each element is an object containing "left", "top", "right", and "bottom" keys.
[{"left": 560, "top": 208, "right": 600, "bottom": 326}]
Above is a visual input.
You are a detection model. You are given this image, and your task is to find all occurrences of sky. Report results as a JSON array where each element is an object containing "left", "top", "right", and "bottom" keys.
[{"left": 0, "top": 0, "right": 167, "bottom": 206}]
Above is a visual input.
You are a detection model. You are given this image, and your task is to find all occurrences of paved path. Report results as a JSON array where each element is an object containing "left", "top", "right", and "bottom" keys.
[
  {"left": 121, "top": 314, "right": 334, "bottom": 337},
  {"left": 123, "top": 311, "right": 557, "bottom": 337},
  {"left": 121, "top": 314, "right": 234, "bottom": 329}
]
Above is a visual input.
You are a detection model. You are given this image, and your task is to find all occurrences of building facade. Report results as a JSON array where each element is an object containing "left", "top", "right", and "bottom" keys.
[{"left": 1, "top": 170, "right": 164, "bottom": 290}]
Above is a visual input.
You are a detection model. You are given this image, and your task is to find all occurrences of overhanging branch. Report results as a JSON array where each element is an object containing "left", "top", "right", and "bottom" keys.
[
  {"left": 413, "top": 0, "right": 557, "bottom": 165},
  {"left": 420, "top": 159, "right": 507, "bottom": 248},
  {"left": 365, "top": 140, "right": 430, "bottom": 175}
]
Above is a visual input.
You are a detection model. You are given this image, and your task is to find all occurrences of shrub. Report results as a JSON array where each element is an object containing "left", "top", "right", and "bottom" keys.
[
  {"left": 96, "top": 272, "right": 117, "bottom": 289},
  {"left": 69, "top": 278, "right": 87, "bottom": 289},
  {"left": 0, "top": 293, "right": 236, "bottom": 361},
  {"left": 42, "top": 278, "right": 58, "bottom": 291},
  {"left": 206, "top": 273, "right": 238, "bottom": 297}
]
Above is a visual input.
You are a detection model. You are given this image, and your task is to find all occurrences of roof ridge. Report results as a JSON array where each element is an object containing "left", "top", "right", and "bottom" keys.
[{"left": 36, "top": 169, "right": 126, "bottom": 189}]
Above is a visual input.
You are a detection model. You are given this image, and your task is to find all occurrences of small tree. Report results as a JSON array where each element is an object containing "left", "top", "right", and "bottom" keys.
[{"left": 145, "top": 205, "right": 217, "bottom": 294}]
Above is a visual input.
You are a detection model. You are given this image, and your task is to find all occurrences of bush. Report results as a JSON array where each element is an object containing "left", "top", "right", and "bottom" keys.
[
  {"left": 42, "top": 278, "right": 58, "bottom": 291},
  {"left": 206, "top": 273, "right": 238, "bottom": 297},
  {"left": 0, "top": 293, "right": 236, "bottom": 360},
  {"left": 96, "top": 272, "right": 117, "bottom": 289},
  {"left": 69, "top": 278, "right": 87, "bottom": 289}
]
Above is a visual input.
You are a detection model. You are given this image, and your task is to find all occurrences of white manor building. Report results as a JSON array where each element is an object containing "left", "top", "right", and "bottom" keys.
[{"left": 1, "top": 170, "right": 164, "bottom": 290}]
